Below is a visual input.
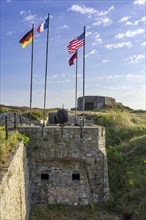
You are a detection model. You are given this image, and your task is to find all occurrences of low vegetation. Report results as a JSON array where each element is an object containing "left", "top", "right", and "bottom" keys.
[
  {"left": 0, "top": 104, "right": 59, "bottom": 120},
  {"left": 107, "top": 135, "right": 146, "bottom": 220},
  {"left": 94, "top": 111, "right": 146, "bottom": 147},
  {"left": 94, "top": 111, "right": 146, "bottom": 219},
  {"left": 23, "top": 111, "right": 42, "bottom": 121},
  {"left": 29, "top": 204, "right": 117, "bottom": 220},
  {"left": 0, "top": 126, "right": 29, "bottom": 169}
]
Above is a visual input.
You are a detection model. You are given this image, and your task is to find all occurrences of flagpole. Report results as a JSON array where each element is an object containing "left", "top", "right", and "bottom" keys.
[
  {"left": 82, "top": 26, "right": 86, "bottom": 127},
  {"left": 29, "top": 24, "right": 34, "bottom": 126},
  {"left": 75, "top": 50, "right": 78, "bottom": 125},
  {"left": 43, "top": 13, "right": 50, "bottom": 127}
]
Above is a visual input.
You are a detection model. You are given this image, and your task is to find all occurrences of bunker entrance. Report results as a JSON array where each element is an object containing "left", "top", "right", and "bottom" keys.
[{"left": 85, "top": 102, "right": 94, "bottom": 110}]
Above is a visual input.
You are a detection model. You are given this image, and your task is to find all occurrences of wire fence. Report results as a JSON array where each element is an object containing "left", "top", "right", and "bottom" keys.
[
  {"left": 0, "top": 112, "right": 41, "bottom": 139},
  {"left": 0, "top": 113, "right": 24, "bottom": 139}
]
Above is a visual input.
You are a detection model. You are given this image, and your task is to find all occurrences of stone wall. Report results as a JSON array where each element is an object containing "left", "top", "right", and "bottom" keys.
[
  {"left": 19, "top": 125, "right": 109, "bottom": 206},
  {"left": 0, "top": 142, "right": 30, "bottom": 220}
]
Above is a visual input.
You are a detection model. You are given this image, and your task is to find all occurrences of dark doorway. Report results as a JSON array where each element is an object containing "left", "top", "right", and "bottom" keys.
[
  {"left": 85, "top": 102, "right": 94, "bottom": 110},
  {"left": 72, "top": 173, "right": 80, "bottom": 181},
  {"left": 54, "top": 116, "right": 58, "bottom": 123},
  {"left": 41, "top": 173, "right": 49, "bottom": 181}
]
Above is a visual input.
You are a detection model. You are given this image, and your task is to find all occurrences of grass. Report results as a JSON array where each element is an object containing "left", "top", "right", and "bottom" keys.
[
  {"left": 0, "top": 126, "right": 29, "bottom": 169},
  {"left": 107, "top": 135, "right": 146, "bottom": 220},
  {"left": 0, "top": 104, "right": 59, "bottom": 120},
  {"left": 29, "top": 204, "right": 118, "bottom": 220},
  {"left": 94, "top": 111, "right": 146, "bottom": 219},
  {"left": 94, "top": 111, "right": 146, "bottom": 147}
]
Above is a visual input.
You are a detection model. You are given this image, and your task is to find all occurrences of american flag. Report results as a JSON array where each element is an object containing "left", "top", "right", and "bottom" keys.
[{"left": 67, "top": 32, "right": 85, "bottom": 54}]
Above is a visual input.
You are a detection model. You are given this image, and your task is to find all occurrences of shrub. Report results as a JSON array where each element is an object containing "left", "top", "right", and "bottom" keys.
[{"left": 23, "top": 111, "right": 42, "bottom": 121}]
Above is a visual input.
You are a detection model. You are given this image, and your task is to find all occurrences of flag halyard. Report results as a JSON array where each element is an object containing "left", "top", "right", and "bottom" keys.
[{"left": 67, "top": 32, "right": 84, "bottom": 54}]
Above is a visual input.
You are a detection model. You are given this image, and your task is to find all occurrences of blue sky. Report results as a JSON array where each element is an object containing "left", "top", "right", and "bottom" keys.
[{"left": 0, "top": 0, "right": 146, "bottom": 110}]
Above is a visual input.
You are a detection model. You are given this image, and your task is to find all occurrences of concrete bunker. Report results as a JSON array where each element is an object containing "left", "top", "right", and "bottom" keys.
[
  {"left": 18, "top": 125, "right": 109, "bottom": 206},
  {"left": 78, "top": 96, "right": 116, "bottom": 110}
]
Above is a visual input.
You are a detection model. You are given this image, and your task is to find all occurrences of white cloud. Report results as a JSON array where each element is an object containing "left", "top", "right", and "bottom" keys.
[
  {"left": 86, "top": 31, "right": 92, "bottom": 37},
  {"left": 107, "top": 75, "right": 122, "bottom": 79},
  {"left": 24, "top": 14, "right": 37, "bottom": 22},
  {"left": 102, "top": 59, "right": 109, "bottom": 63},
  {"left": 93, "top": 17, "right": 112, "bottom": 26},
  {"left": 115, "top": 33, "right": 125, "bottom": 39},
  {"left": 106, "top": 41, "right": 132, "bottom": 49},
  {"left": 92, "top": 33, "right": 102, "bottom": 45},
  {"left": 107, "top": 74, "right": 142, "bottom": 80},
  {"left": 68, "top": 4, "right": 114, "bottom": 17},
  {"left": 119, "top": 15, "right": 146, "bottom": 26},
  {"left": 68, "top": 4, "right": 97, "bottom": 15},
  {"left": 6, "top": 0, "right": 12, "bottom": 3},
  {"left": 115, "top": 28, "right": 144, "bottom": 39},
  {"left": 126, "top": 16, "right": 146, "bottom": 26},
  {"left": 68, "top": 4, "right": 113, "bottom": 27},
  {"left": 141, "top": 41, "right": 146, "bottom": 46},
  {"left": 85, "top": 49, "right": 97, "bottom": 58},
  {"left": 20, "top": 10, "right": 31, "bottom": 16},
  {"left": 50, "top": 79, "right": 70, "bottom": 84},
  {"left": 94, "top": 5, "right": 114, "bottom": 16},
  {"left": 20, "top": 10, "right": 37, "bottom": 23},
  {"left": 129, "top": 54, "right": 145, "bottom": 63},
  {"left": 20, "top": 10, "right": 26, "bottom": 15},
  {"left": 50, "top": 74, "right": 59, "bottom": 79},
  {"left": 125, "top": 74, "right": 143, "bottom": 79},
  {"left": 119, "top": 16, "right": 131, "bottom": 22},
  {"left": 56, "top": 25, "right": 69, "bottom": 30},
  {"left": 6, "top": 31, "right": 13, "bottom": 36},
  {"left": 49, "top": 73, "right": 71, "bottom": 81},
  {"left": 126, "top": 29, "right": 144, "bottom": 37},
  {"left": 133, "top": 0, "right": 146, "bottom": 6}
]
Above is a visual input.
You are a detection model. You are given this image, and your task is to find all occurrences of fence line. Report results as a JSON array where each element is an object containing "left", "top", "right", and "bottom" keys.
[{"left": 0, "top": 113, "right": 24, "bottom": 139}]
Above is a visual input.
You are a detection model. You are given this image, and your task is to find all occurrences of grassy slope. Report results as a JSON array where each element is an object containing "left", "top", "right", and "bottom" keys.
[
  {"left": 107, "top": 135, "right": 146, "bottom": 220},
  {"left": 94, "top": 111, "right": 146, "bottom": 219}
]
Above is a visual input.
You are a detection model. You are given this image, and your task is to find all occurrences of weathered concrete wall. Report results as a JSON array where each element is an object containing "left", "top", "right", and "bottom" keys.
[
  {"left": 78, "top": 96, "right": 116, "bottom": 110},
  {"left": 19, "top": 126, "right": 109, "bottom": 206},
  {"left": 0, "top": 142, "right": 30, "bottom": 220}
]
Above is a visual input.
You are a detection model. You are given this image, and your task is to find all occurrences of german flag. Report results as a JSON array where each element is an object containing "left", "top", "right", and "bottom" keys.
[{"left": 19, "top": 29, "right": 33, "bottom": 48}]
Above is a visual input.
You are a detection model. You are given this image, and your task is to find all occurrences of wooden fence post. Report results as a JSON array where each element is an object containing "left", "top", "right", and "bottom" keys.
[
  {"left": 5, "top": 116, "right": 8, "bottom": 139},
  {"left": 14, "top": 113, "right": 16, "bottom": 130}
]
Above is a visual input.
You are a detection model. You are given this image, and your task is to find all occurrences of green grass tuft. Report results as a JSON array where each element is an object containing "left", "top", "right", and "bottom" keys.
[{"left": 0, "top": 126, "right": 29, "bottom": 169}]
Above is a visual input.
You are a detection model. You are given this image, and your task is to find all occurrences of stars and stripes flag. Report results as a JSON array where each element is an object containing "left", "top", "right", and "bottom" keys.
[{"left": 67, "top": 32, "right": 85, "bottom": 54}]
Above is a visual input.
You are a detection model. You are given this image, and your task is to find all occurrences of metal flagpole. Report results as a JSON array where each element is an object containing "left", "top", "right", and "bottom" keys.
[
  {"left": 82, "top": 26, "right": 86, "bottom": 127},
  {"left": 75, "top": 50, "right": 78, "bottom": 125},
  {"left": 43, "top": 14, "right": 50, "bottom": 127},
  {"left": 29, "top": 24, "right": 34, "bottom": 126},
  {"left": 145, "top": 64, "right": 146, "bottom": 110}
]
